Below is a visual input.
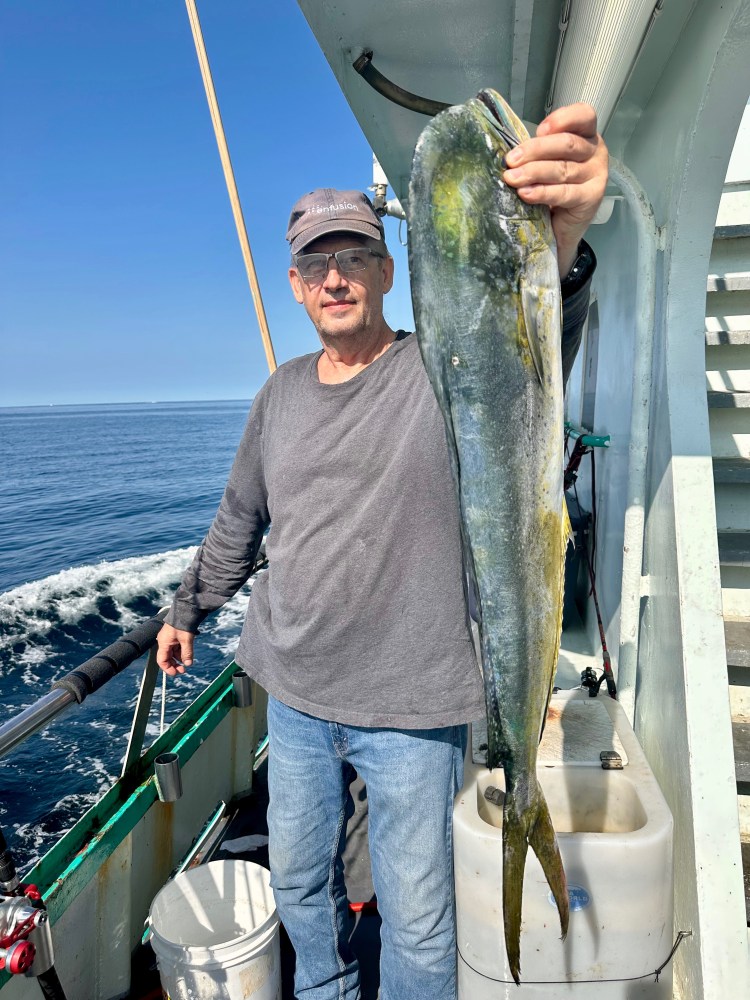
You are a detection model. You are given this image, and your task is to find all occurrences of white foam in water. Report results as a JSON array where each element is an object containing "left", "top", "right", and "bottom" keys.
[
  {"left": 0, "top": 547, "right": 199, "bottom": 657},
  {"left": 1, "top": 548, "right": 258, "bottom": 871},
  {"left": 13, "top": 788, "right": 107, "bottom": 858}
]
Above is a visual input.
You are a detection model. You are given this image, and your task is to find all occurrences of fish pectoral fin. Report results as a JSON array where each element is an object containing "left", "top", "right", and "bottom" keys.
[
  {"left": 519, "top": 274, "right": 547, "bottom": 387},
  {"left": 563, "top": 497, "right": 573, "bottom": 548},
  {"left": 539, "top": 500, "right": 574, "bottom": 742}
]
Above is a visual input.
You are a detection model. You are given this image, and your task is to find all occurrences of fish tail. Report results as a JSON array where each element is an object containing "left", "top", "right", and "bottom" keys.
[
  {"left": 528, "top": 785, "right": 569, "bottom": 940},
  {"left": 503, "top": 777, "right": 568, "bottom": 985}
]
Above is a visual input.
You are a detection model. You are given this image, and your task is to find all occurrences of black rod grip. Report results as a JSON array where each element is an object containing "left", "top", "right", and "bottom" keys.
[{"left": 50, "top": 612, "right": 166, "bottom": 704}]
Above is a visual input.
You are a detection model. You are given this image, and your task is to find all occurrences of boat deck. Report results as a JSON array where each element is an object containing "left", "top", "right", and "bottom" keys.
[
  {"left": 129, "top": 758, "right": 381, "bottom": 999},
  {"left": 219, "top": 764, "right": 382, "bottom": 999},
  {"left": 130, "top": 616, "right": 599, "bottom": 999}
]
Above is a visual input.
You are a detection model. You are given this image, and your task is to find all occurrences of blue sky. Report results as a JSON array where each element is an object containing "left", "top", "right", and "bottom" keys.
[{"left": 1, "top": 1, "right": 414, "bottom": 406}]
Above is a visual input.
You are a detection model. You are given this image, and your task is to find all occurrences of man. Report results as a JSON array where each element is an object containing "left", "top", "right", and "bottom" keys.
[{"left": 157, "top": 103, "right": 608, "bottom": 1000}]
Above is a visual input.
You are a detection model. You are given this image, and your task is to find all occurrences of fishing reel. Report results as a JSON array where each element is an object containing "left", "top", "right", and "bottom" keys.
[
  {"left": 0, "top": 829, "right": 55, "bottom": 980},
  {"left": 0, "top": 893, "right": 47, "bottom": 975}
]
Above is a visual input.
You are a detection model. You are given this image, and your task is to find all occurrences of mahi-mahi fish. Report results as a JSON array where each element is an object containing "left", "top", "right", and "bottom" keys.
[{"left": 408, "top": 89, "right": 570, "bottom": 984}]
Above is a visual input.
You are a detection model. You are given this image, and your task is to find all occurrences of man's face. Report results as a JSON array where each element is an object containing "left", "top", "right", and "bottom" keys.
[{"left": 288, "top": 234, "right": 394, "bottom": 342}]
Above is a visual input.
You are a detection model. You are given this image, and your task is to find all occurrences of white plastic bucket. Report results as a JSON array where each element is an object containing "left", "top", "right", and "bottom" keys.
[{"left": 149, "top": 860, "right": 281, "bottom": 1000}]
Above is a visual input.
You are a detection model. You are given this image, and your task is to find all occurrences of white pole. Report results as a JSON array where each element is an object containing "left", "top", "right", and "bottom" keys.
[{"left": 607, "top": 156, "right": 658, "bottom": 722}]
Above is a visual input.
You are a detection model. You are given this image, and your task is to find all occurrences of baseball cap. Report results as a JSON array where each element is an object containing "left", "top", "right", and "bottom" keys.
[{"left": 286, "top": 188, "right": 385, "bottom": 254}]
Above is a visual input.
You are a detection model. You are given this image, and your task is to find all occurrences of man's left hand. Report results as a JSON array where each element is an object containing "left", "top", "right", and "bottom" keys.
[{"left": 502, "top": 102, "right": 609, "bottom": 279}]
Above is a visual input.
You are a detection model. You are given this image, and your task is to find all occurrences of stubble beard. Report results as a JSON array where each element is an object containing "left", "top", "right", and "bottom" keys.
[{"left": 316, "top": 302, "right": 375, "bottom": 347}]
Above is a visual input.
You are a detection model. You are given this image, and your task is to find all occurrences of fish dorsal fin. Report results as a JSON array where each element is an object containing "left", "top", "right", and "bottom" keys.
[{"left": 519, "top": 274, "right": 546, "bottom": 387}]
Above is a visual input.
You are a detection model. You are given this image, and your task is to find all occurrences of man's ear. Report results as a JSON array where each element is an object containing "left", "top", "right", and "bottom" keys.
[
  {"left": 288, "top": 267, "right": 305, "bottom": 304},
  {"left": 382, "top": 255, "right": 395, "bottom": 295}
]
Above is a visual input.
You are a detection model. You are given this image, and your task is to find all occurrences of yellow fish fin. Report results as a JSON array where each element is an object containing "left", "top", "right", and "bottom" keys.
[
  {"left": 519, "top": 273, "right": 546, "bottom": 387},
  {"left": 562, "top": 495, "right": 573, "bottom": 549},
  {"left": 540, "top": 500, "right": 573, "bottom": 743}
]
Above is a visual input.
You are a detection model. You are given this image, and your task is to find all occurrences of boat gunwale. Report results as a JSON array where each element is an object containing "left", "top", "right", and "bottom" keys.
[{"left": 0, "top": 660, "right": 242, "bottom": 992}]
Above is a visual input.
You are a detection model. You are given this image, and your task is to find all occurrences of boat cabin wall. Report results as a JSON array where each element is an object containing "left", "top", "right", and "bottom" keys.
[
  {"left": 565, "top": 197, "right": 639, "bottom": 665},
  {"left": 569, "top": 0, "right": 750, "bottom": 996}
]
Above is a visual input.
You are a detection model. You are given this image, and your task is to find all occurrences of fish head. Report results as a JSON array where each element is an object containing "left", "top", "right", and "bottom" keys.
[
  {"left": 474, "top": 89, "right": 529, "bottom": 151},
  {"left": 410, "top": 89, "right": 553, "bottom": 281},
  {"left": 466, "top": 89, "right": 533, "bottom": 222}
]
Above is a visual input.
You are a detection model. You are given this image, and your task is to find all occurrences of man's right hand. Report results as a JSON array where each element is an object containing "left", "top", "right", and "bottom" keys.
[{"left": 156, "top": 623, "right": 195, "bottom": 676}]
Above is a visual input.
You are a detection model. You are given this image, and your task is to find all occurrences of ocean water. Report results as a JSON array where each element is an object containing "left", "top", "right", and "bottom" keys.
[{"left": 0, "top": 400, "right": 256, "bottom": 872}]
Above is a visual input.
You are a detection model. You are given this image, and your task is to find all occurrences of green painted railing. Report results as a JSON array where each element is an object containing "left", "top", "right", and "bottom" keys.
[{"left": 0, "top": 661, "right": 239, "bottom": 991}]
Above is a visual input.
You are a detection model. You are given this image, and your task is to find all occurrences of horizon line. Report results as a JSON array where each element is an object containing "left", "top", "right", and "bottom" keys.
[{"left": 0, "top": 397, "right": 255, "bottom": 411}]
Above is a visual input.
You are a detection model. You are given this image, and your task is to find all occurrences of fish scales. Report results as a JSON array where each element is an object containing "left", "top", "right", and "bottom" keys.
[{"left": 408, "top": 89, "right": 570, "bottom": 984}]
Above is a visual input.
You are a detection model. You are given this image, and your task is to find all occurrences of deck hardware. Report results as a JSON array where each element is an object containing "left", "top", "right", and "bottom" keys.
[
  {"left": 0, "top": 940, "right": 35, "bottom": 975},
  {"left": 253, "top": 732, "right": 270, "bottom": 772},
  {"left": 600, "top": 750, "right": 623, "bottom": 770},
  {"left": 352, "top": 51, "right": 451, "bottom": 118},
  {"left": 232, "top": 670, "right": 253, "bottom": 708},
  {"left": 123, "top": 640, "right": 163, "bottom": 776},
  {"left": 580, "top": 666, "right": 602, "bottom": 696},
  {"left": 483, "top": 786, "right": 503, "bottom": 806},
  {"left": 1, "top": 830, "right": 60, "bottom": 987},
  {"left": 154, "top": 752, "right": 183, "bottom": 802}
]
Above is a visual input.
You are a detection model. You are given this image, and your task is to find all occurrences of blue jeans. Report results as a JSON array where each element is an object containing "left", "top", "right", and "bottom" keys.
[{"left": 266, "top": 695, "right": 467, "bottom": 1000}]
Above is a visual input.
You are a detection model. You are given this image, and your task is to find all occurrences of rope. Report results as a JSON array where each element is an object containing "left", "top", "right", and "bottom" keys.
[
  {"left": 458, "top": 930, "right": 691, "bottom": 985},
  {"left": 183, "top": 0, "right": 277, "bottom": 375}
]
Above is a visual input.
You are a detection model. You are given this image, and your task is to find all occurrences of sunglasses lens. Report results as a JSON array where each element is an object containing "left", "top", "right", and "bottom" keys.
[
  {"left": 296, "top": 254, "right": 327, "bottom": 279},
  {"left": 295, "top": 248, "right": 381, "bottom": 280},
  {"left": 336, "top": 249, "right": 369, "bottom": 272}
]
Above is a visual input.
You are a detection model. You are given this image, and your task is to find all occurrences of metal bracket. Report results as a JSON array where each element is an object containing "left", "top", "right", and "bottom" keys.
[
  {"left": 600, "top": 750, "right": 624, "bottom": 770},
  {"left": 122, "top": 643, "right": 161, "bottom": 777}
]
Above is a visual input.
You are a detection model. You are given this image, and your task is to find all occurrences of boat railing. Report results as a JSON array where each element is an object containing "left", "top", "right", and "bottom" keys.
[
  {"left": 0, "top": 610, "right": 167, "bottom": 762},
  {"left": 0, "top": 545, "right": 268, "bottom": 767}
]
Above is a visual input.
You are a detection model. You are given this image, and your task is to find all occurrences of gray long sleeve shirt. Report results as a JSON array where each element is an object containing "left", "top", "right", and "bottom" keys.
[{"left": 166, "top": 273, "right": 593, "bottom": 728}]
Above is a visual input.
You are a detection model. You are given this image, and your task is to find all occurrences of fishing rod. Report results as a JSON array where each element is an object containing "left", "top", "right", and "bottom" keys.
[{"left": 564, "top": 426, "right": 617, "bottom": 699}]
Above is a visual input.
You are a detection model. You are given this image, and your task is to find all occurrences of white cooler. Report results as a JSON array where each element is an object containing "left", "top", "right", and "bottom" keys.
[{"left": 454, "top": 691, "right": 674, "bottom": 998}]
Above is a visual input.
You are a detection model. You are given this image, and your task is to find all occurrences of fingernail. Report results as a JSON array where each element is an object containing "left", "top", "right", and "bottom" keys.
[{"left": 505, "top": 149, "right": 521, "bottom": 166}]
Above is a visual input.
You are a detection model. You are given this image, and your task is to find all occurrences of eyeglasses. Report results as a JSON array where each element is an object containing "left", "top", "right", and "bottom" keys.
[{"left": 294, "top": 247, "right": 385, "bottom": 281}]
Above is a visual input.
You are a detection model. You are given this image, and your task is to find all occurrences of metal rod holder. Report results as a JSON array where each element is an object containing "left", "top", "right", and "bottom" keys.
[
  {"left": 154, "top": 752, "right": 183, "bottom": 802},
  {"left": 232, "top": 670, "right": 253, "bottom": 708}
]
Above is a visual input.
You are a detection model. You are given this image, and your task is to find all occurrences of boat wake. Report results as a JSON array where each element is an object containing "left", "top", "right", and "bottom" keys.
[
  {"left": 0, "top": 547, "right": 256, "bottom": 873},
  {"left": 0, "top": 547, "right": 198, "bottom": 675}
]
